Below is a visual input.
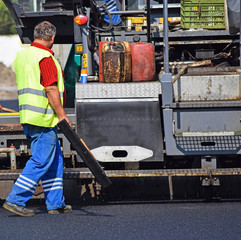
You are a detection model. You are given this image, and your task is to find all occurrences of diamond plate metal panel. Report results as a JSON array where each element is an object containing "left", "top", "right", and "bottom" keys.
[
  {"left": 76, "top": 82, "right": 162, "bottom": 99},
  {"left": 76, "top": 75, "right": 240, "bottom": 101}
]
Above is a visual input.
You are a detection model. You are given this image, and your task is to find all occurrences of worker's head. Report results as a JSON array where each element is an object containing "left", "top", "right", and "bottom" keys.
[{"left": 33, "top": 21, "right": 56, "bottom": 49}]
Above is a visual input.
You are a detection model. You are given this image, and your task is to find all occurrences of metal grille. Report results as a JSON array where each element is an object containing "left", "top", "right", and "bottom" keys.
[{"left": 176, "top": 135, "right": 241, "bottom": 152}]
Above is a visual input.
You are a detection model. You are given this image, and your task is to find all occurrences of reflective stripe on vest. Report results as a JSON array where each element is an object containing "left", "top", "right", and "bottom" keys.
[
  {"left": 18, "top": 88, "right": 64, "bottom": 98},
  {"left": 19, "top": 105, "right": 55, "bottom": 114}
]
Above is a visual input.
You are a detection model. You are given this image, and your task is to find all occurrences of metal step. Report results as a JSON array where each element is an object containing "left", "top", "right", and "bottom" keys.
[{"left": 172, "top": 100, "right": 241, "bottom": 109}]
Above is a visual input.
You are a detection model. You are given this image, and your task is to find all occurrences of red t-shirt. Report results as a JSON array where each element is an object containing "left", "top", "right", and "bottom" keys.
[
  {"left": 31, "top": 42, "right": 58, "bottom": 87},
  {"left": 31, "top": 42, "right": 66, "bottom": 106}
]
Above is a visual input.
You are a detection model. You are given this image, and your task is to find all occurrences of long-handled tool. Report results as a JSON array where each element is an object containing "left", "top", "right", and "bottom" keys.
[
  {"left": 2, "top": 107, "right": 17, "bottom": 113},
  {"left": 57, "top": 119, "right": 112, "bottom": 188},
  {"left": 172, "top": 60, "right": 212, "bottom": 84}
]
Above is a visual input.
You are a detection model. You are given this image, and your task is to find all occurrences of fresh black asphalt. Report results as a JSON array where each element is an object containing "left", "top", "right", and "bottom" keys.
[{"left": 1, "top": 201, "right": 241, "bottom": 240}]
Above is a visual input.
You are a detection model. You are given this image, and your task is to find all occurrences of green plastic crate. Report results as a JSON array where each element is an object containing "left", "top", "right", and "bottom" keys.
[{"left": 181, "top": 0, "right": 226, "bottom": 29}]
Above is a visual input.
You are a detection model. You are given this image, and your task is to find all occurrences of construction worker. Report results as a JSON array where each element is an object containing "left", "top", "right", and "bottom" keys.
[{"left": 3, "top": 21, "right": 72, "bottom": 217}]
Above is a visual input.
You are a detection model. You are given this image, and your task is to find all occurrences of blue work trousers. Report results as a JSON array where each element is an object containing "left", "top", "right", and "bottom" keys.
[{"left": 7, "top": 124, "right": 65, "bottom": 210}]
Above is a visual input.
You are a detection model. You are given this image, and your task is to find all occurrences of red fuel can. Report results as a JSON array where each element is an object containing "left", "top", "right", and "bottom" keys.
[{"left": 130, "top": 42, "right": 155, "bottom": 81}]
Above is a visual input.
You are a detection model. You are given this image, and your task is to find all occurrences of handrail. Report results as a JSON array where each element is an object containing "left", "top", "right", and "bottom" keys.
[
  {"left": 240, "top": 0, "right": 241, "bottom": 69},
  {"left": 163, "top": 0, "right": 169, "bottom": 73}
]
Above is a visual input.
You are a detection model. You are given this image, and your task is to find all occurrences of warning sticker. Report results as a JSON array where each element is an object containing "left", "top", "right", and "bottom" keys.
[
  {"left": 83, "top": 54, "right": 88, "bottom": 67},
  {"left": 76, "top": 45, "right": 83, "bottom": 53}
]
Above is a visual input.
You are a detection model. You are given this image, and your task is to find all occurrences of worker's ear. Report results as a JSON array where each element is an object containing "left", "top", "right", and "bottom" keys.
[{"left": 51, "top": 35, "right": 55, "bottom": 42}]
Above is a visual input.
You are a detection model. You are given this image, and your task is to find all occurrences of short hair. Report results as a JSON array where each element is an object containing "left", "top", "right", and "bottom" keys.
[{"left": 33, "top": 21, "right": 56, "bottom": 41}]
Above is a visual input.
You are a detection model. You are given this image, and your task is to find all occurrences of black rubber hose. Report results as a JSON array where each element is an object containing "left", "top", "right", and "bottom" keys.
[
  {"left": 89, "top": 5, "right": 113, "bottom": 32},
  {"left": 58, "top": 119, "right": 112, "bottom": 188}
]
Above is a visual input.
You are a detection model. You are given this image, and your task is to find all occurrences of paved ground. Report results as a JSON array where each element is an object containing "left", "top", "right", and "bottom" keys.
[{"left": 1, "top": 201, "right": 241, "bottom": 240}]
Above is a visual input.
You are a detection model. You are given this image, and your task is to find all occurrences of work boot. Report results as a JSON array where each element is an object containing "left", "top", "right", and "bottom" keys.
[
  {"left": 3, "top": 200, "right": 35, "bottom": 217},
  {"left": 48, "top": 205, "right": 72, "bottom": 214}
]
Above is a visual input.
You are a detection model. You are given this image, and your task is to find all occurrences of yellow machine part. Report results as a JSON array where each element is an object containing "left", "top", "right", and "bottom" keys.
[{"left": 121, "top": 15, "right": 147, "bottom": 32}]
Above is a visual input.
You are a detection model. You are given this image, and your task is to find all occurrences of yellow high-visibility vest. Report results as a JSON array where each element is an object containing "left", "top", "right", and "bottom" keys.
[{"left": 14, "top": 46, "right": 64, "bottom": 127}]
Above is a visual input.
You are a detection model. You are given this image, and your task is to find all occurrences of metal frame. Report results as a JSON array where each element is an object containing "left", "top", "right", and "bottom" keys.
[
  {"left": 1, "top": 167, "right": 241, "bottom": 200},
  {"left": 0, "top": 148, "right": 16, "bottom": 170},
  {"left": 161, "top": 0, "right": 241, "bottom": 157}
]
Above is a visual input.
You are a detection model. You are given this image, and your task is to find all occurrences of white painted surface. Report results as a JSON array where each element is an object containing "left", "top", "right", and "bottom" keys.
[{"left": 0, "top": 35, "right": 27, "bottom": 69}]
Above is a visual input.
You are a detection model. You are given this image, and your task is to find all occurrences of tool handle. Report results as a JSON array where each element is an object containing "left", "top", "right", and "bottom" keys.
[
  {"left": 57, "top": 119, "right": 112, "bottom": 188},
  {"left": 2, "top": 107, "right": 17, "bottom": 113}
]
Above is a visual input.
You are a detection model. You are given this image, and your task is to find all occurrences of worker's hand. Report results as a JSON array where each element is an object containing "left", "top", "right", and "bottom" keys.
[
  {"left": 59, "top": 115, "right": 70, "bottom": 125},
  {"left": 0, "top": 104, "right": 2, "bottom": 112}
]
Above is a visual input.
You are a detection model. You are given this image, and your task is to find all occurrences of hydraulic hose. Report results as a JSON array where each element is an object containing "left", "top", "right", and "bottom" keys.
[{"left": 89, "top": 4, "right": 113, "bottom": 32}]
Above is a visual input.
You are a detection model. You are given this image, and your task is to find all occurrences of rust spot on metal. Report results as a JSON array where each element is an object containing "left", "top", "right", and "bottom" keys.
[
  {"left": 102, "top": 42, "right": 131, "bottom": 83},
  {"left": 0, "top": 124, "right": 23, "bottom": 132}
]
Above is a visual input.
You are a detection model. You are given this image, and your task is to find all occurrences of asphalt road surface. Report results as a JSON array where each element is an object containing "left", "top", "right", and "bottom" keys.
[{"left": 1, "top": 201, "right": 241, "bottom": 240}]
